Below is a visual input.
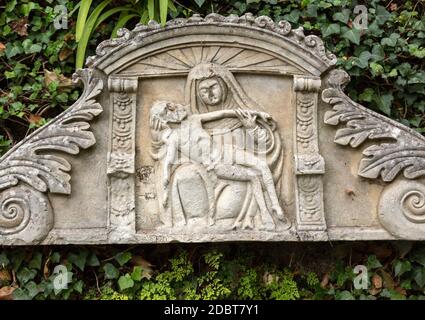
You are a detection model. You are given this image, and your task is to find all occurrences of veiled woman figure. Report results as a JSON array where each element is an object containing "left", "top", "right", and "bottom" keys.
[{"left": 151, "top": 63, "right": 287, "bottom": 231}]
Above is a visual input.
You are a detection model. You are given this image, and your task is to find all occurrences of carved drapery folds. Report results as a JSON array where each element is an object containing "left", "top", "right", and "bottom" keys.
[
  {"left": 0, "top": 69, "right": 103, "bottom": 244},
  {"left": 107, "top": 78, "right": 138, "bottom": 239},
  {"left": 294, "top": 76, "right": 327, "bottom": 238}
]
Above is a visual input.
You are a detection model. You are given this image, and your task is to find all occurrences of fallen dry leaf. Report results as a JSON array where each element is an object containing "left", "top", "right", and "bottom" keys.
[
  {"left": 320, "top": 273, "right": 330, "bottom": 289},
  {"left": 262, "top": 271, "right": 279, "bottom": 285},
  {"left": 29, "top": 114, "right": 42, "bottom": 125},
  {"left": 0, "top": 269, "right": 11, "bottom": 282},
  {"left": 59, "top": 47, "right": 73, "bottom": 61},
  {"left": 372, "top": 274, "right": 383, "bottom": 289},
  {"left": 0, "top": 286, "right": 15, "bottom": 300},
  {"left": 43, "top": 258, "right": 50, "bottom": 280},
  {"left": 368, "top": 287, "right": 381, "bottom": 296},
  {"left": 0, "top": 42, "right": 5, "bottom": 54},
  {"left": 10, "top": 17, "right": 29, "bottom": 36},
  {"left": 44, "top": 69, "right": 73, "bottom": 88},
  {"left": 63, "top": 33, "right": 75, "bottom": 42},
  {"left": 380, "top": 270, "right": 395, "bottom": 289},
  {"left": 131, "top": 256, "right": 154, "bottom": 280}
]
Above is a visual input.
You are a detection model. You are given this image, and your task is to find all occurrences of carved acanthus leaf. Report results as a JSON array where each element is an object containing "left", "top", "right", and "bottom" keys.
[
  {"left": 323, "top": 69, "right": 425, "bottom": 182},
  {"left": 360, "top": 143, "right": 425, "bottom": 182},
  {"left": 0, "top": 69, "right": 103, "bottom": 194}
]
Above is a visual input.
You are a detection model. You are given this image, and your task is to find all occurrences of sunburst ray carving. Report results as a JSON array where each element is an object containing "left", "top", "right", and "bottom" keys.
[{"left": 119, "top": 46, "right": 302, "bottom": 76}]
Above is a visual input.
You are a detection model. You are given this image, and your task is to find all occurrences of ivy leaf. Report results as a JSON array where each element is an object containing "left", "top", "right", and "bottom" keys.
[
  {"left": 394, "top": 260, "right": 412, "bottom": 277},
  {"left": 118, "top": 274, "right": 134, "bottom": 291},
  {"left": 381, "top": 33, "right": 400, "bottom": 47},
  {"left": 131, "top": 266, "right": 143, "bottom": 281},
  {"left": 50, "top": 252, "right": 61, "bottom": 264},
  {"left": 374, "top": 93, "right": 393, "bottom": 116},
  {"left": 413, "top": 268, "right": 425, "bottom": 288},
  {"left": 367, "top": 255, "right": 383, "bottom": 270},
  {"left": 387, "top": 68, "right": 398, "bottom": 77},
  {"left": 26, "top": 281, "right": 39, "bottom": 299},
  {"left": 375, "top": 5, "right": 391, "bottom": 25},
  {"left": 0, "top": 253, "right": 9, "bottom": 267},
  {"left": 359, "top": 88, "right": 375, "bottom": 102},
  {"left": 354, "top": 51, "right": 372, "bottom": 68},
  {"left": 322, "top": 23, "right": 340, "bottom": 37},
  {"left": 11, "top": 250, "right": 26, "bottom": 271},
  {"left": 370, "top": 62, "right": 384, "bottom": 76},
  {"left": 283, "top": 9, "right": 300, "bottom": 23},
  {"left": 73, "top": 280, "right": 84, "bottom": 294},
  {"left": 371, "top": 44, "right": 385, "bottom": 61},
  {"left": 29, "top": 252, "right": 42, "bottom": 270},
  {"left": 336, "top": 290, "right": 355, "bottom": 300},
  {"left": 408, "top": 44, "right": 425, "bottom": 59},
  {"left": 27, "top": 44, "right": 42, "bottom": 54},
  {"left": 5, "top": 42, "right": 24, "bottom": 59},
  {"left": 408, "top": 71, "right": 425, "bottom": 84},
  {"left": 193, "top": 0, "right": 205, "bottom": 7},
  {"left": 68, "top": 251, "right": 88, "bottom": 271},
  {"left": 411, "top": 248, "right": 425, "bottom": 267},
  {"left": 333, "top": 9, "right": 350, "bottom": 24},
  {"left": 20, "top": 2, "right": 38, "bottom": 16},
  {"left": 6, "top": 0, "right": 17, "bottom": 12},
  {"left": 380, "top": 288, "right": 406, "bottom": 300},
  {"left": 103, "top": 263, "right": 119, "bottom": 280},
  {"left": 87, "top": 253, "right": 100, "bottom": 267},
  {"left": 12, "top": 288, "right": 29, "bottom": 300},
  {"left": 115, "top": 252, "right": 132, "bottom": 267},
  {"left": 342, "top": 28, "right": 361, "bottom": 45},
  {"left": 17, "top": 268, "right": 37, "bottom": 285},
  {"left": 306, "top": 4, "right": 317, "bottom": 17}
]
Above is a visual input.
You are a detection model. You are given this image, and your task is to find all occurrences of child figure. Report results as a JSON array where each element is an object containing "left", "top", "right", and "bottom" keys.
[{"left": 150, "top": 100, "right": 287, "bottom": 226}]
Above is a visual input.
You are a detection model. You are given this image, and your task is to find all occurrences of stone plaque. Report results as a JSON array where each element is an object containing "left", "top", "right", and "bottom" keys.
[{"left": 2, "top": 14, "right": 425, "bottom": 244}]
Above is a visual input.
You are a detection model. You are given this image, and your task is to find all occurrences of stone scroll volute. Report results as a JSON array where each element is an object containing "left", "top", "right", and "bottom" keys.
[{"left": 1, "top": 13, "right": 425, "bottom": 244}]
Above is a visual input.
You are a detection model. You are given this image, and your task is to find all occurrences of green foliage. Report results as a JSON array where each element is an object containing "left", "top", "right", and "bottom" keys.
[
  {"left": 0, "top": 0, "right": 82, "bottom": 151},
  {"left": 1, "top": 244, "right": 425, "bottom": 300},
  {"left": 74, "top": 0, "right": 178, "bottom": 68}
]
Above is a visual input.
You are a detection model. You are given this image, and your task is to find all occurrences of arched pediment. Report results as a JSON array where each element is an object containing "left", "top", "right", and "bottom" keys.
[
  {"left": 1, "top": 14, "right": 425, "bottom": 245},
  {"left": 88, "top": 13, "right": 337, "bottom": 77}
]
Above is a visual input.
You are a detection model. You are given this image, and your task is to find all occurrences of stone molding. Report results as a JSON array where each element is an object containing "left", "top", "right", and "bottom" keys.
[{"left": 1, "top": 14, "right": 425, "bottom": 244}]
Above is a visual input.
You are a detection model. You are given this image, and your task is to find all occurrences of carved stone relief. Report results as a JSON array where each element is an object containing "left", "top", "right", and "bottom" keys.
[{"left": 1, "top": 13, "right": 425, "bottom": 244}]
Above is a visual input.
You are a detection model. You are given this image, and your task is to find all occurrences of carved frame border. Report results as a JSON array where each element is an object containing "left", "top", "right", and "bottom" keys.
[
  {"left": 107, "top": 77, "right": 138, "bottom": 241},
  {"left": 3, "top": 13, "right": 425, "bottom": 243},
  {"left": 293, "top": 76, "right": 327, "bottom": 238}
]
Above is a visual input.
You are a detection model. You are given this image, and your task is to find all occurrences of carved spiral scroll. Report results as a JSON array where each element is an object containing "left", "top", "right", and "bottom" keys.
[
  {"left": 0, "top": 195, "right": 30, "bottom": 235},
  {"left": 0, "top": 185, "right": 53, "bottom": 243},
  {"left": 401, "top": 190, "right": 425, "bottom": 223},
  {"left": 379, "top": 180, "right": 425, "bottom": 239}
]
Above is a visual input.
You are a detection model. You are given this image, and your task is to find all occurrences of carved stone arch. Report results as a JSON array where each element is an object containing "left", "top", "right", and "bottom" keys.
[
  {"left": 88, "top": 14, "right": 336, "bottom": 77},
  {"left": 1, "top": 13, "right": 425, "bottom": 245}
]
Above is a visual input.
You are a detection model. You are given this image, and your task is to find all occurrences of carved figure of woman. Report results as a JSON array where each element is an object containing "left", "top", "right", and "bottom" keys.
[{"left": 150, "top": 63, "right": 287, "bottom": 231}]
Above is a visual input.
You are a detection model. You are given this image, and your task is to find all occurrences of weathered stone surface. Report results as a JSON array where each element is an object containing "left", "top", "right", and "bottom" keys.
[{"left": 1, "top": 13, "right": 425, "bottom": 244}]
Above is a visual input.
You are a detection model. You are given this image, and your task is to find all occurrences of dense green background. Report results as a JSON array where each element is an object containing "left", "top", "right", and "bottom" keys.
[{"left": 0, "top": 0, "right": 424, "bottom": 300}]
